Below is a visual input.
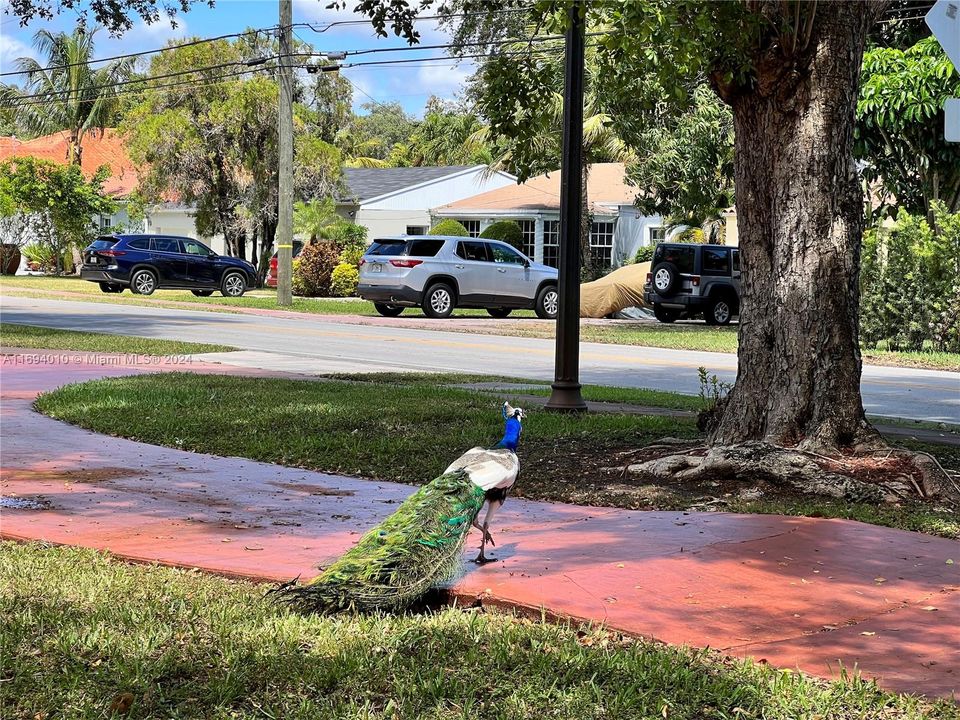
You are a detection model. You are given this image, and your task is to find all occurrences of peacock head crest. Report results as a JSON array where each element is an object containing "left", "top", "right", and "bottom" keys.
[{"left": 503, "top": 401, "right": 524, "bottom": 422}]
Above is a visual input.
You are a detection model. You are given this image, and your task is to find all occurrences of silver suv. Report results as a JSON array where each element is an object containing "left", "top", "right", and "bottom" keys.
[
  {"left": 643, "top": 243, "right": 741, "bottom": 325},
  {"left": 358, "top": 235, "right": 559, "bottom": 319}
]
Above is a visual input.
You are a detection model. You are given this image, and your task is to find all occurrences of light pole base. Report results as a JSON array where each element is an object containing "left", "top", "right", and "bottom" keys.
[{"left": 545, "top": 381, "right": 588, "bottom": 413}]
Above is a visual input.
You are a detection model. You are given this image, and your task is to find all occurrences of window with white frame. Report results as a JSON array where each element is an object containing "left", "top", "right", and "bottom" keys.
[
  {"left": 517, "top": 219, "right": 536, "bottom": 259},
  {"left": 100, "top": 216, "right": 112, "bottom": 230},
  {"left": 542, "top": 220, "right": 559, "bottom": 268},
  {"left": 459, "top": 220, "right": 481, "bottom": 237},
  {"left": 649, "top": 226, "right": 666, "bottom": 244},
  {"left": 590, "top": 221, "right": 615, "bottom": 266},
  {"left": 406, "top": 225, "right": 427, "bottom": 236}
]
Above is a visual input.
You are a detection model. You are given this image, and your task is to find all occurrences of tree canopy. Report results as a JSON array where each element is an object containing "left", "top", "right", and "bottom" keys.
[
  {"left": 856, "top": 37, "right": 960, "bottom": 219},
  {"left": 4, "top": 0, "right": 209, "bottom": 36}
]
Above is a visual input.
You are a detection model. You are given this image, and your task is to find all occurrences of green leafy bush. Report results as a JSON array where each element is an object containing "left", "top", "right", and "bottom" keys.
[
  {"left": 634, "top": 245, "right": 655, "bottom": 263},
  {"left": 860, "top": 203, "right": 960, "bottom": 353},
  {"left": 339, "top": 243, "right": 365, "bottom": 267},
  {"left": 479, "top": 220, "right": 523, "bottom": 250},
  {"left": 293, "top": 241, "right": 341, "bottom": 297},
  {"left": 673, "top": 228, "right": 705, "bottom": 244},
  {"left": 429, "top": 219, "right": 469, "bottom": 237},
  {"left": 330, "top": 262, "right": 360, "bottom": 297},
  {"left": 22, "top": 243, "right": 59, "bottom": 272},
  {"left": 291, "top": 258, "right": 308, "bottom": 297}
]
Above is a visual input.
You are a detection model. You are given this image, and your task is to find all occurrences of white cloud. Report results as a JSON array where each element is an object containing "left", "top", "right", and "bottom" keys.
[
  {"left": 415, "top": 59, "right": 473, "bottom": 97},
  {"left": 94, "top": 16, "right": 189, "bottom": 71},
  {"left": 0, "top": 33, "right": 37, "bottom": 74}
]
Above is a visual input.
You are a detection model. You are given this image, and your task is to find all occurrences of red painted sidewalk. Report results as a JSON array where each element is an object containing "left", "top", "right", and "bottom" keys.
[{"left": 1, "top": 350, "right": 957, "bottom": 699}]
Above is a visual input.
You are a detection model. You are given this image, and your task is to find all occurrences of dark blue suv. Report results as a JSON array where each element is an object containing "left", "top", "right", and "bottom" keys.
[{"left": 80, "top": 234, "right": 257, "bottom": 297}]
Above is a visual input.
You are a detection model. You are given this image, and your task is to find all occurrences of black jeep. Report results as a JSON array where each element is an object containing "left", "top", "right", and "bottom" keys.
[{"left": 643, "top": 243, "right": 740, "bottom": 325}]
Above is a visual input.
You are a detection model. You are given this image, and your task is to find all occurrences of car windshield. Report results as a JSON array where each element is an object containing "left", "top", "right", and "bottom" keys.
[
  {"left": 89, "top": 238, "right": 118, "bottom": 249},
  {"left": 367, "top": 240, "right": 407, "bottom": 256}
]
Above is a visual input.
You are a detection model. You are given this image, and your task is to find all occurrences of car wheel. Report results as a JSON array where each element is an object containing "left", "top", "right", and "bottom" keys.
[
  {"left": 192, "top": 290, "right": 214, "bottom": 297},
  {"left": 221, "top": 271, "right": 246, "bottom": 298},
  {"left": 653, "top": 303, "right": 680, "bottom": 323},
  {"left": 374, "top": 302, "right": 404, "bottom": 317},
  {"left": 130, "top": 269, "right": 157, "bottom": 296},
  {"left": 652, "top": 262, "right": 679, "bottom": 297},
  {"left": 98, "top": 282, "right": 123, "bottom": 294},
  {"left": 535, "top": 285, "right": 559, "bottom": 319},
  {"left": 422, "top": 283, "right": 455, "bottom": 319},
  {"left": 486, "top": 308, "right": 512, "bottom": 318},
  {"left": 705, "top": 297, "right": 733, "bottom": 326}
]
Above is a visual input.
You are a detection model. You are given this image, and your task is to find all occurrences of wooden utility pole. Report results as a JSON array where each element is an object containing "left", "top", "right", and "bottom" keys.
[
  {"left": 545, "top": 3, "right": 587, "bottom": 412},
  {"left": 276, "top": 0, "right": 294, "bottom": 305}
]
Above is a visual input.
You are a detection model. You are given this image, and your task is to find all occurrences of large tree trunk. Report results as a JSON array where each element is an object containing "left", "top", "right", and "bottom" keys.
[{"left": 713, "top": 2, "right": 882, "bottom": 453}]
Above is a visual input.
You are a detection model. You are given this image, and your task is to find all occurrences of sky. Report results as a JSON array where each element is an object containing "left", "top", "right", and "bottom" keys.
[{"left": 0, "top": 0, "right": 476, "bottom": 117}]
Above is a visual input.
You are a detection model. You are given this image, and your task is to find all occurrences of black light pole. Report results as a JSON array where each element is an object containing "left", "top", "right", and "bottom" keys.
[{"left": 545, "top": 3, "right": 588, "bottom": 413}]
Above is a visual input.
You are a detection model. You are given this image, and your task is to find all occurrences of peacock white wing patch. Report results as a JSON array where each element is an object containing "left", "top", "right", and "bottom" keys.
[{"left": 445, "top": 447, "right": 519, "bottom": 491}]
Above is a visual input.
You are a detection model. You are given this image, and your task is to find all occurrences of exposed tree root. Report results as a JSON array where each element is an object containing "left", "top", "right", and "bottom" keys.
[{"left": 627, "top": 441, "right": 959, "bottom": 507}]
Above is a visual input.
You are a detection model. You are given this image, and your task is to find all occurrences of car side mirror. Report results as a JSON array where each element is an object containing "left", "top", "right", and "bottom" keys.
[
  {"left": 523, "top": 258, "right": 530, "bottom": 268},
  {"left": 208, "top": 252, "right": 218, "bottom": 259}
]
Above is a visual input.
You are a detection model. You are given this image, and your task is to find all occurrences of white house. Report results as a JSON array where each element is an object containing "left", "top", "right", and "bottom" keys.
[
  {"left": 337, "top": 165, "right": 516, "bottom": 239},
  {"left": 431, "top": 163, "right": 669, "bottom": 268}
]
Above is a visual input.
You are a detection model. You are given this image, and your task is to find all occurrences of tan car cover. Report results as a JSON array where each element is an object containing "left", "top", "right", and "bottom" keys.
[{"left": 579, "top": 261, "right": 651, "bottom": 318}]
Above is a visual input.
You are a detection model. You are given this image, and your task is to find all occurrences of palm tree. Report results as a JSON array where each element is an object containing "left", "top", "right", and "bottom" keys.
[
  {"left": 1, "top": 26, "right": 133, "bottom": 165},
  {"left": 293, "top": 198, "right": 345, "bottom": 243}
]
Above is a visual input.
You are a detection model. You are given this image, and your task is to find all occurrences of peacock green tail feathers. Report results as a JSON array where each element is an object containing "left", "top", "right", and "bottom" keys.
[{"left": 275, "top": 470, "right": 485, "bottom": 613}]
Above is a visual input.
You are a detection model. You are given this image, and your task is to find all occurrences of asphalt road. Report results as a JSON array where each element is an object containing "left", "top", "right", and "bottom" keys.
[{"left": 2, "top": 295, "right": 958, "bottom": 423}]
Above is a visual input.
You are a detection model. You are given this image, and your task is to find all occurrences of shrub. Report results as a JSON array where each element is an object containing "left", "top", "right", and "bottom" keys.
[
  {"left": 22, "top": 243, "right": 59, "bottom": 273},
  {"left": 860, "top": 203, "right": 960, "bottom": 353},
  {"left": 293, "top": 241, "right": 341, "bottom": 297},
  {"left": 429, "top": 219, "right": 469, "bottom": 237},
  {"left": 339, "top": 243, "right": 365, "bottom": 267},
  {"left": 479, "top": 220, "right": 523, "bottom": 250},
  {"left": 634, "top": 245, "right": 655, "bottom": 263},
  {"left": 291, "top": 258, "right": 308, "bottom": 296},
  {"left": 330, "top": 262, "right": 360, "bottom": 297},
  {"left": 673, "top": 227, "right": 705, "bottom": 243}
]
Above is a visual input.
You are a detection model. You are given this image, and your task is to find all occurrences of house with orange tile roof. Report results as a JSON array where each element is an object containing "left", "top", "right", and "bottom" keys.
[{"left": 0, "top": 129, "right": 221, "bottom": 254}]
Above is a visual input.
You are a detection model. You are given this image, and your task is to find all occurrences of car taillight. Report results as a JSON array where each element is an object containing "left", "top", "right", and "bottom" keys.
[
  {"left": 389, "top": 259, "right": 423, "bottom": 268},
  {"left": 358, "top": 259, "right": 365, "bottom": 267},
  {"left": 99, "top": 250, "right": 126, "bottom": 257},
  {"left": 646, "top": 273, "right": 652, "bottom": 283},
  {"left": 270, "top": 257, "right": 277, "bottom": 269},
  {"left": 691, "top": 276, "right": 701, "bottom": 287}
]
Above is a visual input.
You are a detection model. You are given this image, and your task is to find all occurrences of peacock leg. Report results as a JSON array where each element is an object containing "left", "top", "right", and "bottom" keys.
[{"left": 474, "top": 499, "right": 503, "bottom": 564}]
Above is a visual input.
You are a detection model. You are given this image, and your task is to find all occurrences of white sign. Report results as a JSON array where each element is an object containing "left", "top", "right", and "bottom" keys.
[
  {"left": 927, "top": 0, "right": 960, "bottom": 68},
  {"left": 946, "top": 98, "right": 960, "bottom": 142},
  {"left": 927, "top": 1, "right": 960, "bottom": 142}
]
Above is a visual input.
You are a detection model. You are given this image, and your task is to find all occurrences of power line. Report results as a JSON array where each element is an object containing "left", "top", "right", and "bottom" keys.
[
  {"left": 0, "top": 26, "right": 276, "bottom": 79},
  {"left": 2, "top": 43, "right": 576, "bottom": 110},
  {"left": 4, "top": 56, "right": 278, "bottom": 103},
  {"left": 5, "top": 65, "right": 272, "bottom": 109},
  {"left": 0, "top": 9, "right": 530, "bottom": 79}
]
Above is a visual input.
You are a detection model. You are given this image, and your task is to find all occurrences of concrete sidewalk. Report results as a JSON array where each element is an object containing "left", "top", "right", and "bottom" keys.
[{"left": 1, "top": 351, "right": 957, "bottom": 699}]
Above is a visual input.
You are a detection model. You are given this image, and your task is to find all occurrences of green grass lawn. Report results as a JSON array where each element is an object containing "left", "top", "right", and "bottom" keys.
[
  {"left": 34, "top": 372, "right": 959, "bottom": 538},
  {"left": 5, "top": 275, "right": 957, "bottom": 370},
  {"left": 0, "top": 322, "right": 234, "bottom": 355},
  {"left": 2, "top": 542, "right": 953, "bottom": 720}
]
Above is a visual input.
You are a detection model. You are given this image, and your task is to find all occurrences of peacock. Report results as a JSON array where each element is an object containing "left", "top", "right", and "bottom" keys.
[{"left": 276, "top": 401, "right": 524, "bottom": 613}]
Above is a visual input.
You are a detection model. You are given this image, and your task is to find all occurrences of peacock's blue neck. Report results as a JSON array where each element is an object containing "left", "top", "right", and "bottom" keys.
[{"left": 496, "top": 416, "right": 522, "bottom": 451}]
